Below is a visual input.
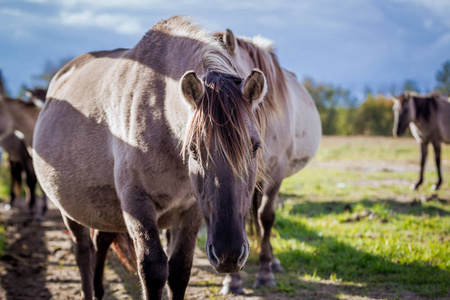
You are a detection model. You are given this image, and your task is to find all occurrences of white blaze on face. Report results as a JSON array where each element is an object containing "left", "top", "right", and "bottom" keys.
[{"left": 392, "top": 99, "right": 400, "bottom": 134}]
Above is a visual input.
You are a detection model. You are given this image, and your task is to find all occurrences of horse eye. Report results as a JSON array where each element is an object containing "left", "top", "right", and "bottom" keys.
[
  {"left": 190, "top": 144, "right": 199, "bottom": 160},
  {"left": 252, "top": 143, "right": 260, "bottom": 158}
]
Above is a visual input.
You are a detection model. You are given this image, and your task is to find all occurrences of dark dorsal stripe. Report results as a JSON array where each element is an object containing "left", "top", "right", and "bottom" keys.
[{"left": 412, "top": 94, "right": 438, "bottom": 122}]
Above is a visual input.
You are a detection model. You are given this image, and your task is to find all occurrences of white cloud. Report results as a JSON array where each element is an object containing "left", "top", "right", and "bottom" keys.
[{"left": 59, "top": 10, "right": 145, "bottom": 35}]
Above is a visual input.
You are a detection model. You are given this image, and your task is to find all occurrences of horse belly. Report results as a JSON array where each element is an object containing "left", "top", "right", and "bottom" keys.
[{"left": 33, "top": 101, "right": 126, "bottom": 232}]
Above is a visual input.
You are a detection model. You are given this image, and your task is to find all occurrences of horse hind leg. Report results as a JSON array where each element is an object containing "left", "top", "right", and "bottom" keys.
[
  {"left": 92, "top": 230, "right": 116, "bottom": 300},
  {"left": 41, "top": 191, "right": 48, "bottom": 216},
  {"left": 9, "top": 160, "right": 22, "bottom": 208},
  {"left": 62, "top": 214, "right": 95, "bottom": 300},
  {"left": 431, "top": 141, "right": 442, "bottom": 191},
  {"left": 24, "top": 162, "right": 37, "bottom": 218}
]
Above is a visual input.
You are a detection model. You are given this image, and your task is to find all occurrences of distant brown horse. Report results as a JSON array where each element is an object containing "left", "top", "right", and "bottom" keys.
[
  {"left": 26, "top": 88, "right": 47, "bottom": 107},
  {"left": 215, "top": 29, "right": 321, "bottom": 293},
  {"left": 1, "top": 132, "right": 39, "bottom": 213},
  {"left": 33, "top": 16, "right": 275, "bottom": 300},
  {"left": 0, "top": 95, "right": 47, "bottom": 218},
  {"left": 393, "top": 92, "right": 450, "bottom": 190},
  {"left": 0, "top": 95, "right": 40, "bottom": 147}
]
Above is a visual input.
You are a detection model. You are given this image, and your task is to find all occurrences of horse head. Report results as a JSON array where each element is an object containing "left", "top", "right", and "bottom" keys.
[
  {"left": 180, "top": 69, "right": 267, "bottom": 273},
  {"left": 0, "top": 96, "right": 14, "bottom": 139},
  {"left": 392, "top": 92, "right": 415, "bottom": 137}
]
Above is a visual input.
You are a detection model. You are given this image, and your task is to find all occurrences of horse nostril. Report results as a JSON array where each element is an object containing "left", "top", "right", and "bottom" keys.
[
  {"left": 208, "top": 244, "right": 220, "bottom": 265},
  {"left": 238, "top": 244, "right": 248, "bottom": 266}
]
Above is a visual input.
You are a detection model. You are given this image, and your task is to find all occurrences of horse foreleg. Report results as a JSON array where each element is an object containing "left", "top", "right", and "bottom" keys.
[
  {"left": 167, "top": 203, "right": 202, "bottom": 300},
  {"left": 255, "top": 181, "right": 282, "bottom": 288},
  {"left": 92, "top": 230, "right": 116, "bottom": 300},
  {"left": 41, "top": 191, "right": 48, "bottom": 216},
  {"left": 413, "top": 142, "right": 428, "bottom": 190},
  {"left": 24, "top": 160, "right": 37, "bottom": 217},
  {"left": 121, "top": 186, "right": 168, "bottom": 300},
  {"left": 220, "top": 273, "right": 244, "bottom": 295},
  {"left": 431, "top": 141, "right": 442, "bottom": 191},
  {"left": 62, "top": 214, "right": 94, "bottom": 300},
  {"left": 9, "top": 160, "right": 22, "bottom": 208}
]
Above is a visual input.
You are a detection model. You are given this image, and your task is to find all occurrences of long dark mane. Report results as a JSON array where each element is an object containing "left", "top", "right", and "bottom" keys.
[
  {"left": 214, "top": 33, "right": 288, "bottom": 117},
  {"left": 183, "top": 71, "right": 266, "bottom": 178},
  {"left": 236, "top": 38, "right": 288, "bottom": 114},
  {"left": 400, "top": 92, "right": 439, "bottom": 122}
]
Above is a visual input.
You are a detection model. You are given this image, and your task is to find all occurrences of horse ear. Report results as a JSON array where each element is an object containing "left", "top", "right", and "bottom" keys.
[
  {"left": 180, "top": 71, "right": 204, "bottom": 109},
  {"left": 243, "top": 69, "right": 267, "bottom": 110},
  {"left": 224, "top": 29, "right": 236, "bottom": 53}
]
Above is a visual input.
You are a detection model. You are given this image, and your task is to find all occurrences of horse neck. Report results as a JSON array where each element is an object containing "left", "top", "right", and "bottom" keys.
[{"left": 6, "top": 100, "right": 40, "bottom": 147}]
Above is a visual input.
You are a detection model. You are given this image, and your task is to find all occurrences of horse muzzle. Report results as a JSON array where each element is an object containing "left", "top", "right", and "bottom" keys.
[{"left": 206, "top": 242, "right": 249, "bottom": 273}]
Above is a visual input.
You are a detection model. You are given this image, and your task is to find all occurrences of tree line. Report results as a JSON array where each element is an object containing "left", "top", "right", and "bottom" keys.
[
  {"left": 304, "top": 60, "right": 450, "bottom": 136},
  {"left": 1, "top": 59, "right": 449, "bottom": 136}
]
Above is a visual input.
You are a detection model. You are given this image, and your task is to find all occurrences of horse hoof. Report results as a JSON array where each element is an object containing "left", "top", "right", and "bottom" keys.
[
  {"left": 431, "top": 185, "right": 440, "bottom": 192},
  {"left": 254, "top": 278, "right": 276, "bottom": 288},
  {"left": 219, "top": 285, "right": 243, "bottom": 295},
  {"left": 271, "top": 258, "right": 283, "bottom": 273},
  {"left": 272, "top": 263, "right": 283, "bottom": 273},
  {"left": 35, "top": 215, "right": 44, "bottom": 223}
]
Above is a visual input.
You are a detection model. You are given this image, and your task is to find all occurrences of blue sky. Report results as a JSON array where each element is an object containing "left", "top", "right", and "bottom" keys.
[{"left": 0, "top": 0, "right": 449, "bottom": 98}]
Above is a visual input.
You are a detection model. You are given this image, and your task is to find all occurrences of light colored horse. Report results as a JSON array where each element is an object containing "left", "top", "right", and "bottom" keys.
[
  {"left": 33, "top": 16, "right": 275, "bottom": 300},
  {"left": 216, "top": 30, "right": 321, "bottom": 293},
  {"left": 393, "top": 92, "right": 450, "bottom": 190}
]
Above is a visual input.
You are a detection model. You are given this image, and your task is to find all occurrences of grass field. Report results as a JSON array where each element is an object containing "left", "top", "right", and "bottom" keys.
[
  {"left": 0, "top": 136, "right": 449, "bottom": 299},
  {"left": 242, "top": 136, "right": 450, "bottom": 299}
]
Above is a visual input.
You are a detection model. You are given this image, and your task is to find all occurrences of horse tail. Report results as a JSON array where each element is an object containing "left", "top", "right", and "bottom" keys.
[{"left": 110, "top": 233, "right": 137, "bottom": 272}]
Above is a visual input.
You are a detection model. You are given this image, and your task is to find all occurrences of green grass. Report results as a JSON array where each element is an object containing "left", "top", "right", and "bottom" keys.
[
  {"left": 0, "top": 154, "right": 11, "bottom": 256},
  {"left": 265, "top": 136, "right": 450, "bottom": 298}
]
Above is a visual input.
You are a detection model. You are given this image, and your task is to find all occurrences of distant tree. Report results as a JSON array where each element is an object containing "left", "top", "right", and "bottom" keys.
[
  {"left": 303, "top": 77, "right": 337, "bottom": 134},
  {"left": 354, "top": 94, "right": 394, "bottom": 136},
  {"left": 435, "top": 60, "right": 450, "bottom": 96},
  {"left": 0, "top": 69, "right": 9, "bottom": 96},
  {"left": 402, "top": 79, "right": 420, "bottom": 93},
  {"left": 303, "top": 77, "right": 356, "bottom": 135}
]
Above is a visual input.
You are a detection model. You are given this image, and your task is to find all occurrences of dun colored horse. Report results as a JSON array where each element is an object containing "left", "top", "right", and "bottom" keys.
[
  {"left": 33, "top": 16, "right": 275, "bottom": 299},
  {"left": 393, "top": 92, "right": 450, "bottom": 190},
  {"left": 215, "top": 29, "right": 321, "bottom": 293},
  {"left": 0, "top": 95, "right": 47, "bottom": 218}
]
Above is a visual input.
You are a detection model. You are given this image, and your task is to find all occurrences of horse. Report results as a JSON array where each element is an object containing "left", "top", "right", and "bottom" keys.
[
  {"left": 33, "top": 16, "right": 275, "bottom": 300},
  {"left": 0, "top": 95, "right": 41, "bottom": 148},
  {"left": 1, "top": 132, "right": 38, "bottom": 213},
  {"left": 0, "top": 95, "right": 47, "bottom": 218},
  {"left": 213, "top": 29, "right": 321, "bottom": 294},
  {"left": 393, "top": 92, "right": 450, "bottom": 191},
  {"left": 25, "top": 88, "right": 47, "bottom": 107}
]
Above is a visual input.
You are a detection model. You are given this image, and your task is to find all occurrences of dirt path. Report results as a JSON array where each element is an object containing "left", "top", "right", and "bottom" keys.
[{"left": 0, "top": 200, "right": 292, "bottom": 300}]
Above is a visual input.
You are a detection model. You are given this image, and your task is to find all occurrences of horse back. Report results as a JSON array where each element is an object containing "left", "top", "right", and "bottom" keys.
[
  {"left": 261, "top": 71, "right": 321, "bottom": 185},
  {"left": 437, "top": 99, "right": 450, "bottom": 143}
]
